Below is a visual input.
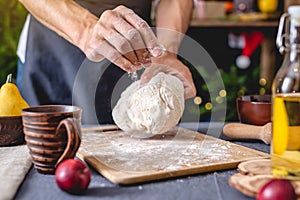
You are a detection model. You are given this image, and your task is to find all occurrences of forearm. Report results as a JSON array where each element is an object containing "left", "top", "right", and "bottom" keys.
[
  {"left": 155, "top": 0, "right": 193, "bottom": 53},
  {"left": 19, "top": 0, "right": 97, "bottom": 52}
]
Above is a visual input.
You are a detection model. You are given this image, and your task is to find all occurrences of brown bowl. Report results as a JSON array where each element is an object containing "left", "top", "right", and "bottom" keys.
[
  {"left": 236, "top": 94, "right": 272, "bottom": 126},
  {"left": 0, "top": 116, "right": 25, "bottom": 146}
]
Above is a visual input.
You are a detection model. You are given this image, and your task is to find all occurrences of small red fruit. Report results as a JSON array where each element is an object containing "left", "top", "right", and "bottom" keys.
[
  {"left": 256, "top": 179, "right": 296, "bottom": 200},
  {"left": 55, "top": 159, "right": 91, "bottom": 194}
]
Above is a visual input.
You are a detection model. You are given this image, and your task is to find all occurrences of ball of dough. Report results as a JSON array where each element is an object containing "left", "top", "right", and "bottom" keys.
[{"left": 112, "top": 72, "right": 184, "bottom": 135}]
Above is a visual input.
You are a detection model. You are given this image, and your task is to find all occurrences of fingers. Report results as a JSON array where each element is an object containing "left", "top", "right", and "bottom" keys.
[
  {"left": 176, "top": 71, "right": 197, "bottom": 99},
  {"left": 114, "top": 6, "right": 164, "bottom": 57},
  {"left": 85, "top": 6, "right": 165, "bottom": 72},
  {"left": 89, "top": 39, "right": 136, "bottom": 72},
  {"left": 122, "top": 29, "right": 152, "bottom": 68},
  {"left": 140, "top": 59, "right": 197, "bottom": 99},
  {"left": 98, "top": 24, "right": 139, "bottom": 67},
  {"left": 99, "top": 10, "right": 147, "bottom": 68},
  {"left": 183, "top": 77, "right": 197, "bottom": 99},
  {"left": 85, "top": 5, "right": 170, "bottom": 73}
]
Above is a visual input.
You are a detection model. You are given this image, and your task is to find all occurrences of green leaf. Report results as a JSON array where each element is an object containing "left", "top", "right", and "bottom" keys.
[{"left": 0, "top": 0, "right": 27, "bottom": 83}]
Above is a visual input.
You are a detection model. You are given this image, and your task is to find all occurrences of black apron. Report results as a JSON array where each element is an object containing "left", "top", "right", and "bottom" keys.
[{"left": 21, "top": 0, "right": 152, "bottom": 124}]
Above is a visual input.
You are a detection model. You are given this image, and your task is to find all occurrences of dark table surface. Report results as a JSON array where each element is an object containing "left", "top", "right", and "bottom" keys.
[{"left": 15, "top": 122, "right": 269, "bottom": 200}]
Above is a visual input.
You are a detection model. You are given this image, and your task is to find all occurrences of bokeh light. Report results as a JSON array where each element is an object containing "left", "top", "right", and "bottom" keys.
[
  {"left": 259, "top": 78, "right": 267, "bottom": 86},
  {"left": 205, "top": 102, "right": 213, "bottom": 110},
  {"left": 219, "top": 89, "right": 226, "bottom": 97},
  {"left": 194, "top": 96, "right": 202, "bottom": 105},
  {"left": 216, "top": 96, "right": 224, "bottom": 104}
]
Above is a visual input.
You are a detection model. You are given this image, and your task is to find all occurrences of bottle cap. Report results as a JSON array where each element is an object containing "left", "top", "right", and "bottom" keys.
[
  {"left": 288, "top": 5, "right": 300, "bottom": 18},
  {"left": 288, "top": 5, "right": 300, "bottom": 26}
]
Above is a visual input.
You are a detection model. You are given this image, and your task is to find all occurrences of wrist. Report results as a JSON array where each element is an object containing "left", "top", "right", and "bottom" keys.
[
  {"left": 156, "top": 28, "right": 183, "bottom": 55},
  {"left": 161, "top": 41, "right": 180, "bottom": 54},
  {"left": 151, "top": 51, "right": 177, "bottom": 63},
  {"left": 78, "top": 15, "right": 98, "bottom": 53}
]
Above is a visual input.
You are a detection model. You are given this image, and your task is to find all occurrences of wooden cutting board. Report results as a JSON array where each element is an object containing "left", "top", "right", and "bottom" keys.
[{"left": 77, "top": 126, "right": 269, "bottom": 185}]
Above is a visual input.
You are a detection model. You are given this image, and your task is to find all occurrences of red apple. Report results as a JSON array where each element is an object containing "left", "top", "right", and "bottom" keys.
[
  {"left": 257, "top": 179, "right": 296, "bottom": 200},
  {"left": 55, "top": 159, "right": 91, "bottom": 194}
]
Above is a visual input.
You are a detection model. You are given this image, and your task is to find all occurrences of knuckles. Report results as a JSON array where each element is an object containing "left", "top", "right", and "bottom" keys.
[
  {"left": 114, "top": 5, "right": 134, "bottom": 14},
  {"left": 116, "top": 39, "right": 131, "bottom": 54},
  {"left": 124, "top": 29, "right": 140, "bottom": 42},
  {"left": 135, "top": 20, "right": 148, "bottom": 29},
  {"left": 99, "top": 9, "right": 116, "bottom": 22},
  {"left": 101, "top": 5, "right": 135, "bottom": 22}
]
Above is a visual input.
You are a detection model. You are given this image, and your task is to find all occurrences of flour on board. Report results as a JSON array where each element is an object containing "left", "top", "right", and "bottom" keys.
[{"left": 79, "top": 127, "right": 263, "bottom": 173}]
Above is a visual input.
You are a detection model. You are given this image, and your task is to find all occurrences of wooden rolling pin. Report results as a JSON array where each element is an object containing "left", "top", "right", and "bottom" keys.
[{"left": 223, "top": 122, "right": 271, "bottom": 144}]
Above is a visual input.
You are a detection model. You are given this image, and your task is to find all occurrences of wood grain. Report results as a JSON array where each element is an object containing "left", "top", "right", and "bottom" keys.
[
  {"left": 77, "top": 127, "right": 269, "bottom": 185},
  {"left": 229, "top": 159, "right": 300, "bottom": 198}
]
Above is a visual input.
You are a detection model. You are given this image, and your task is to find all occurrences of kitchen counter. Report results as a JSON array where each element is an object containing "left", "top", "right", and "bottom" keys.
[{"left": 15, "top": 122, "right": 269, "bottom": 200}]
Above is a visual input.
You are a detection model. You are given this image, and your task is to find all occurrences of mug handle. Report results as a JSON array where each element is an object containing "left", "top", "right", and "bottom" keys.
[{"left": 55, "top": 118, "right": 81, "bottom": 167}]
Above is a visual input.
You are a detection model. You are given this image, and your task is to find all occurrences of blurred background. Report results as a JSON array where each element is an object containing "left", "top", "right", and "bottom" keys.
[
  {"left": 0, "top": 0, "right": 27, "bottom": 84},
  {"left": 1, "top": 0, "right": 299, "bottom": 122}
]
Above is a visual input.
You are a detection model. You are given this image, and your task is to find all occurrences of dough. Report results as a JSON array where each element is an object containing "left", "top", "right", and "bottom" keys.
[{"left": 112, "top": 72, "right": 185, "bottom": 135}]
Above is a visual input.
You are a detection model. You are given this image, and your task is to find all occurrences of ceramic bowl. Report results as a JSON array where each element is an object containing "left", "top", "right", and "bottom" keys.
[
  {"left": 0, "top": 116, "right": 25, "bottom": 146},
  {"left": 236, "top": 94, "right": 272, "bottom": 126}
]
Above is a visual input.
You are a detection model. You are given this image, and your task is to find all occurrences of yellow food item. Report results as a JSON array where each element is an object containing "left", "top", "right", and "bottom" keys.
[
  {"left": 272, "top": 96, "right": 288, "bottom": 155},
  {"left": 258, "top": 0, "right": 278, "bottom": 13},
  {"left": 0, "top": 74, "right": 29, "bottom": 116}
]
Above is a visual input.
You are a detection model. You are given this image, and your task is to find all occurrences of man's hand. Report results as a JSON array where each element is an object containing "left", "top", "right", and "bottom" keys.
[
  {"left": 19, "top": 0, "right": 164, "bottom": 73},
  {"left": 84, "top": 5, "right": 164, "bottom": 72},
  {"left": 140, "top": 52, "right": 196, "bottom": 99}
]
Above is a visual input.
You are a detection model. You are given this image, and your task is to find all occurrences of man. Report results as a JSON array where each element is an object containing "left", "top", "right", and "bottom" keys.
[{"left": 17, "top": 0, "right": 196, "bottom": 124}]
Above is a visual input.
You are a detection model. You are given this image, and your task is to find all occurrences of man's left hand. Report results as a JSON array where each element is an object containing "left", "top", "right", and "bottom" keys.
[{"left": 140, "top": 52, "right": 196, "bottom": 99}]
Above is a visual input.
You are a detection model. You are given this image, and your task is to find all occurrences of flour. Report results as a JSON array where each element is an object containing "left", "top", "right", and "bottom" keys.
[
  {"left": 77, "top": 126, "right": 268, "bottom": 186},
  {"left": 79, "top": 127, "right": 264, "bottom": 173},
  {"left": 112, "top": 72, "right": 185, "bottom": 135}
]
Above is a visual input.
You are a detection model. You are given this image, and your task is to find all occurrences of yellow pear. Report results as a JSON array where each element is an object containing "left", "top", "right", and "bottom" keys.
[{"left": 0, "top": 74, "right": 29, "bottom": 116}]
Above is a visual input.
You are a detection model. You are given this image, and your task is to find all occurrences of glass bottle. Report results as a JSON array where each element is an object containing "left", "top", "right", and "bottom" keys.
[{"left": 271, "top": 5, "right": 300, "bottom": 180}]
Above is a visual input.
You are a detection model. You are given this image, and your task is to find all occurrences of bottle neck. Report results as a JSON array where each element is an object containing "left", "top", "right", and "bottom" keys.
[
  {"left": 273, "top": 12, "right": 300, "bottom": 95},
  {"left": 289, "top": 20, "right": 300, "bottom": 61},
  {"left": 289, "top": 19, "right": 300, "bottom": 44},
  {"left": 289, "top": 44, "right": 300, "bottom": 62}
]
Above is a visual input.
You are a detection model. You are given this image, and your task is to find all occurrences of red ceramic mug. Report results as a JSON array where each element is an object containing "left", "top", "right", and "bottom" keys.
[{"left": 22, "top": 105, "right": 82, "bottom": 174}]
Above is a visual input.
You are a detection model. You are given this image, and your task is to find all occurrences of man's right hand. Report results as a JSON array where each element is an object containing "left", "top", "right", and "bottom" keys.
[{"left": 84, "top": 5, "right": 164, "bottom": 72}]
